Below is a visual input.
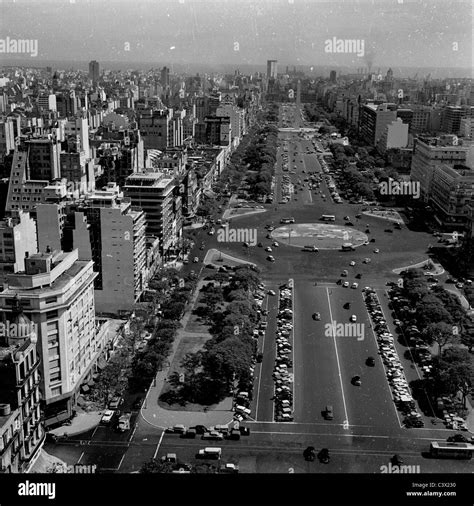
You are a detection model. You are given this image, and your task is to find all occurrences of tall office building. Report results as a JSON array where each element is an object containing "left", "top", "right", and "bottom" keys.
[
  {"left": 67, "top": 188, "right": 147, "bottom": 314},
  {"left": 89, "top": 60, "right": 100, "bottom": 87},
  {"left": 267, "top": 60, "right": 278, "bottom": 80},
  {"left": 124, "top": 173, "right": 181, "bottom": 259},
  {"left": 329, "top": 70, "right": 337, "bottom": 83},
  {"left": 359, "top": 103, "right": 397, "bottom": 146},
  {"left": 161, "top": 66, "right": 170, "bottom": 87}
]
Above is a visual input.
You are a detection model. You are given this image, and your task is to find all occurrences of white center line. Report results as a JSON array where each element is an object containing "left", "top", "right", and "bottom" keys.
[
  {"left": 153, "top": 430, "right": 165, "bottom": 460},
  {"left": 325, "top": 287, "right": 350, "bottom": 426}
]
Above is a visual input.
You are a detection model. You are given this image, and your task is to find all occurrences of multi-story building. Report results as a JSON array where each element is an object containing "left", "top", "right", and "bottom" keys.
[
  {"left": 0, "top": 211, "right": 38, "bottom": 278},
  {"left": 460, "top": 118, "right": 474, "bottom": 140},
  {"left": 410, "top": 136, "right": 470, "bottom": 202},
  {"left": 0, "top": 249, "right": 100, "bottom": 426},
  {"left": 441, "top": 106, "right": 474, "bottom": 135},
  {"left": 216, "top": 103, "right": 245, "bottom": 145},
  {"left": 0, "top": 119, "right": 16, "bottom": 161},
  {"left": 89, "top": 60, "right": 100, "bottom": 87},
  {"left": 37, "top": 94, "right": 57, "bottom": 113},
  {"left": 124, "top": 172, "right": 181, "bottom": 259},
  {"left": 0, "top": 307, "right": 45, "bottom": 473},
  {"left": 359, "top": 103, "right": 397, "bottom": 146},
  {"left": 138, "top": 108, "right": 173, "bottom": 150},
  {"left": 204, "top": 116, "right": 231, "bottom": 146},
  {"left": 267, "top": 60, "right": 278, "bottom": 80},
  {"left": 0, "top": 304, "right": 44, "bottom": 473},
  {"left": 396, "top": 109, "right": 413, "bottom": 133},
  {"left": 161, "top": 67, "right": 170, "bottom": 88},
  {"left": 5, "top": 147, "right": 50, "bottom": 214},
  {"left": 429, "top": 164, "right": 474, "bottom": 229},
  {"left": 377, "top": 117, "right": 409, "bottom": 154},
  {"left": 69, "top": 189, "right": 147, "bottom": 314},
  {"left": 24, "top": 136, "right": 61, "bottom": 181}
]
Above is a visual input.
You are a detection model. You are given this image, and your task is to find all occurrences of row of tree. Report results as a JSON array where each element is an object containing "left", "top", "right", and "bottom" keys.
[
  {"left": 160, "top": 266, "right": 262, "bottom": 406},
  {"left": 399, "top": 269, "right": 473, "bottom": 406}
]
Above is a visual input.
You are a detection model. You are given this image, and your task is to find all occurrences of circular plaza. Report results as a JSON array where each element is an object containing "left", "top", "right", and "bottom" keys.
[{"left": 271, "top": 223, "right": 368, "bottom": 249}]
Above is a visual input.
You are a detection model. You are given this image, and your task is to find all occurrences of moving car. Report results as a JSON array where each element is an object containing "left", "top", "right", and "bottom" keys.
[
  {"left": 268, "top": 290, "right": 276, "bottom": 296},
  {"left": 303, "top": 446, "right": 316, "bottom": 462},
  {"left": 343, "top": 281, "right": 350, "bottom": 288},
  {"left": 351, "top": 282, "right": 359, "bottom": 289},
  {"left": 350, "top": 315, "right": 357, "bottom": 322},
  {"left": 351, "top": 375, "right": 362, "bottom": 386},
  {"left": 374, "top": 248, "right": 380, "bottom": 253},
  {"left": 312, "top": 312, "right": 321, "bottom": 321},
  {"left": 324, "top": 405, "right": 334, "bottom": 420},
  {"left": 366, "top": 356, "right": 376, "bottom": 367},
  {"left": 267, "top": 255, "right": 275, "bottom": 262}
]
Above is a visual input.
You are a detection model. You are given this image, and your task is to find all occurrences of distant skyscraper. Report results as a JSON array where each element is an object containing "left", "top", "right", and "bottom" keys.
[
  {"left": 330, "top": 70, "right": 337, "bottom": 83},
  {"left": 161, "top": 66, "right": 170, "bottom": 87},
  {"left": 89, "top": 60, "right": 99, "bottom": 86},
  {"left": 267, "top": 60, "right": 278, "bottom": 80}
]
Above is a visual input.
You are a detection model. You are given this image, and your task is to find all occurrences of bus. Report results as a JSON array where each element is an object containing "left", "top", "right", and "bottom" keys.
[
  {"left": 429, "top": 441, "right": 474, "bottom": 459},
  {"left": 280, "top": 217, "right": 295, "bottom": 224},
  {"left": 320, "top": 215, "right": 336, "bottom": 222}
]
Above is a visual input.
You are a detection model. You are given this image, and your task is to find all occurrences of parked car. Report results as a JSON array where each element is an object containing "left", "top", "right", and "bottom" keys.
[
  {"left": 108, "top": 396, "right": 123, "bottom": 410},
  {"left": 202, "top": 431, "right": 224, "bottom": 441},
  {"left": 100, "top": 410, "right": 116, "bottom": 425},
  {"left": 132, "top": 397, "right": 143, "bottom": 410}
]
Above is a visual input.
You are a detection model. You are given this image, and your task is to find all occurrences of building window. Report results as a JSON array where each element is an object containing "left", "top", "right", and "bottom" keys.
[
  {"left": 49, "top": 358, "right": 59, "bottom": 369},
  {"left": 45, "top": 296, "right": 57, "bottom": 304},
  {"left": 51, "top": 386, "right": 62, "bottom": 396},
  {"left": 46, "top": 310, "right": 58, "bottom": 319},
  {"left": 50, "top": 371, "right": 61, "bottom": 382}
]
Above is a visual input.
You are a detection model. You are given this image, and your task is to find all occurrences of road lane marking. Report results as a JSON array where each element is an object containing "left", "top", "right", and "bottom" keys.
[
  {"left": 153, "top": 430, "right": 165, "bottom": 460},
  {"left": 116, "top": 453, "right": 126, "bottom": 471},
  {"left": 325, "top": 287, "right": 350, "bottom": 427},
  {"left": 77, "top": 452, "right": 84, "bottom": 464}
]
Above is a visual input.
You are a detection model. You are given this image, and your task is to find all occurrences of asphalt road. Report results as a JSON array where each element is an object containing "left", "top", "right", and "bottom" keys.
[{"left": 44, "top": 104, "right": 473, "bottom": 475}]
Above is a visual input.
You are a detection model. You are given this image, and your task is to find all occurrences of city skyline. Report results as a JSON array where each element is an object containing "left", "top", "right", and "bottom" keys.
[{"left": 1, "top": 0, "right": 472, "bottom": 72}]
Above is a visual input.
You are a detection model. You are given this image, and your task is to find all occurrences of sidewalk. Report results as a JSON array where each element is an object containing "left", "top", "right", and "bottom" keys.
[
  {"left": 392, "top": 258, "right": 444, "bottom": 276},
  {"left": 140, "top": 278, "right": 234, "bottom": 429},
  {"left": 49, "top": 410, "right": 102, "bottom": 437},
  {"left": 203, "top": 248, "right": 256, "bottom": 267}
]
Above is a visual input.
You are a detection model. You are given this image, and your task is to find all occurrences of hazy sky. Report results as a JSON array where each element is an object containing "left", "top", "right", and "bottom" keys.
[{"left": 1, "top": 0, "right": 472, "bottom": 69}]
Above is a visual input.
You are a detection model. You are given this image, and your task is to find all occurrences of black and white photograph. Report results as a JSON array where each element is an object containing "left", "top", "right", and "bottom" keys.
[{"left": 0, "top": 0, "right": 473, "bottom": 505}]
